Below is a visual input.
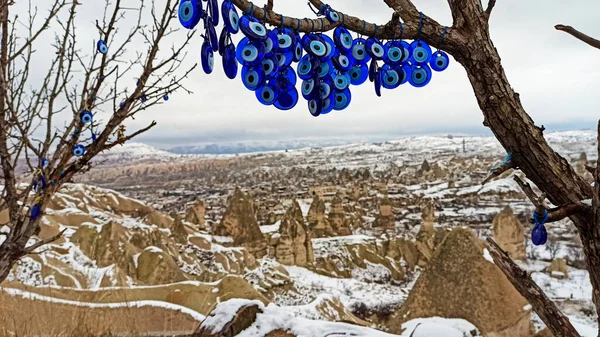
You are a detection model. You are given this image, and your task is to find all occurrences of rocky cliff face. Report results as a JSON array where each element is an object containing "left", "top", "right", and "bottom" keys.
[
  {"left": 185, "top": 199, "right": 206, "bottom": 229},
  {"left": 214, "top": 187, "right": 268, "bottom": 258},
  {"left": 328, "top": 194, "right": 352, "bottom": 235},
  {"left": 372, "top": 197, "right": 394, "bottom": 229},
  {"left": 274, "top": 200, "right": 314, "bottom": 266},
  {"left": 492, "top": 206, "right": 526, "bottom": 260},
  {"left": 389, "top": 227, "right": 532, "bottom": 337},
  {"left": 307, "top": 195, "right": 334, "bottom": 238}
]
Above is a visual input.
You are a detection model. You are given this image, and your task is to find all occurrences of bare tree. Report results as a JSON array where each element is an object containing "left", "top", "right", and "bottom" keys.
[
  {"left": 0, "top": 0, "right": 194, "bottom": 282},
  {"left": 219, "top": 1, "right": 597, "bottom": 336}
]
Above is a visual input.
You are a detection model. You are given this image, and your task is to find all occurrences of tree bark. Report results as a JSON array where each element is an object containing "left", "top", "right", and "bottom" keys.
[{"left": 448, "top": 17, "right": 600, "bottom": 333}]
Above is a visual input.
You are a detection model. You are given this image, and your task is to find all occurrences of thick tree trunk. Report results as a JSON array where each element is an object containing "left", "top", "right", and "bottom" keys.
[{"left": 453, "top": 26, "right": 599, "bottom": 333}]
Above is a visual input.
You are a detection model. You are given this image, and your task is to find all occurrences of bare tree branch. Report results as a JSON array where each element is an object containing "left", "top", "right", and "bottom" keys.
[
  {"left": 555, "top": 24, "right": 600, "bottom": 49},
  {"left": 485, "top": 0, "right": 496, "bottom": 17},
  {"left": 482, "top": 156, "right": 514, "bottom": 185},
  {"left": 486, "top": 238, "right": 581, "bottom": 337},
  {"left": 23, "top": 229, "right": 67, "bottom": 254}
]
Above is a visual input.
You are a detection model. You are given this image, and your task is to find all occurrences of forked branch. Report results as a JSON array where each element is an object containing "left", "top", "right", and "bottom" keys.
[
  {"left": 486, "top": 238, "right": 581, "bottom": 337},
  {"left": 485, "top": 0, "right": 496, "bottom": 17}
]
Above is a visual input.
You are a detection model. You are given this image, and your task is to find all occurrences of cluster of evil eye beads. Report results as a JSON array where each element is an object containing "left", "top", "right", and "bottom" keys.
[{"left": 178, "top": 0, "right": 450, "bottom": 116}]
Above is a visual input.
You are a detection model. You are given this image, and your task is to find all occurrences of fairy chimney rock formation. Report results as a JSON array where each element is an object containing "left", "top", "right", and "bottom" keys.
[
  {"left": 307, "top": 195, "right": 334, "bottom": 238},
  {"left": 390, "top": 227, "right": 532, "bottom": 337},
  {"left": 328, "top": 194, "right": 352, "bottom": 235},
  {"left": 547, "top": 258, "right": 569, "bottom": 279},
  {"left": 170, "top": 212, "right": 189, "bottom": 245},
  {"left": 415, "top": 201, "right": 436, "bottom": 266},
  {"left": 275, "top": 200, "right": 314, "bottom": 266},
  {"left": 373, "top": 197, "right": 395, "bottom": 229},
  {"left": 214, "top": 187, "right": 267, "bottom": 258},
  {"left": 185, "top": 199, "right": 206, "bottom": 229},
  {"left": 492, "top": 206, "right": 526, "bottom": 260}
]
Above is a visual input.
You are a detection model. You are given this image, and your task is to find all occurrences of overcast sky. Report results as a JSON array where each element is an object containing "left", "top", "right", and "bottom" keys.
[{"left": 16, "top": 0, "right": 600, "bottom": 148}]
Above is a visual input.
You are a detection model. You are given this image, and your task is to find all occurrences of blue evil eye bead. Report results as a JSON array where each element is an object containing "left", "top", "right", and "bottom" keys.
[
  {"left": 297, "top": 55, "right": 313, "bottom": 80},
  {"left": 393, "top": 63, "right": 411, "bottom": 85},
  {"left": 303, "top": 34, "right": 327, "bottom": 58},
  {"left": 333, "top": 27, "right": 353, "bottom": 54},
  {"left": 72, "top": 144, "right": 86, "bottom": 157},
  {"left": 273, "top": 86, "right": 298, "bottom": 111},
  {"left": 366, "top": 38, "right": 385, "bottom": 61},
  {"left": 332, "top": 53, "right": 353, "bottom": 72},
  {"left": 381, "top": 65, "right": 401, "bottom": 89},
  {"left": 119, "top": 101, "right": 126, "bottom": 109},
  {"left": 385, "top": 41, "right": 403, "bottom": 66},
  {"left": 218, "top": 27, "right": 228, "bottom": 56},
  {"left": 348, "top": 63, "right": 368, "bottom": 86},
  {"left": 333, "top": 73, "right": 350, "bottom": 90},
  {"left": 409, "top": 64, "right": 432, "bottom": 88},
  {"left": 293, "top": 42, "right": 303, "bottom": 62},
  {"left": 333, "top": 88, "right": 351, "bottom": 111},
  {"left": 410, "top": 40, "right": 432, "bottom": 65},
  {"left": 256, "top": 82, "right": 279, "bottom": 105},
  {"left": 222, "top": 44, "right": 238, "bottom": 79},
  {"left": 241, "top": 65, "right": 264, "bottom": 91},
  {"left": 308, "top": 98, "right": 322, "bottom": 117},
  {"left": 201, "top": 40, "right": 214, "bottom": 74},
  {"left": 326, "top": 11, "right": 339, "bottom": 23},
  {"left": 30, "top": 203, "right": 42, "bottom": 219},
  {"left": 207, "top": 21, "right": 219, "bottom": 52},
  {"left": 532, "top": 224, "right": 547, "bottom": 246},
  {"left": 319, "top": 34, "right": 336, "bottom": 60},
  {"left": 374, "top": 69, "right": 382, "bottom": 97},
  {"left": 97, "top": 40, "right": 108, "bottom": 54},
  {"left": 276, "top": 31, "right": 295, "bottom": 53},
  {"left": 276, "top": 51, "right": 294, "bottom": 68},
  {"left": 209, "top": 0, "right": 219, "bottom": 26},
  {"left": 140, "top": 94, "right": 148, "bottom": 103},
  {"left": 261, "top": 55, "right": 278, "bottom": 78},
  {"left": 351, "top": 38, "right": 371, "bottom": 63},
  {"left": 221, "top": 1, "right": 239, "bottom": 34},
  {"left": 430, "top": 51, "right": 450, "bottom": 72},
  {"left": 321, "top": 96, "right": 334, "bottom": 115},
  {"left": 163, "top": 94, "right": 169, "bottom": 101},
  {"left": 178, "top": 0, "right": 202, "bottom": 30},
  {"left": 239, "top": 15, "right": 267, "bottom": 40},
  {"left": 319, "top": 81, "right": 332, "bottom": 99},
  {"left": 301, "top": 78, "right": 319, "bottom": 100},
  {"left": 236, "top": 38, "right": 264, "bottom": 66},
  {"left": 79, "top": 110, "right": 93, "bottom": 123},
  {"left": 41, "top": 158, "right": 48, "bottom": 168}
]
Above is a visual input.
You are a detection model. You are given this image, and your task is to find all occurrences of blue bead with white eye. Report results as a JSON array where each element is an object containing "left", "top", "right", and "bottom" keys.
[
  {"left": 293, "top": 42, "right": 303, "bottom": 62},
  {"left": 410, "top": 40, "right": 432, "bottom": 65},
  {"left": 321, "top": 96, "right": 334, "bottom": 115},
  {"left": 236, "top": 37, "right": 265, "bottom": 66},
  {"left": 332, "top": 53, "right": 353, "bottom": 72},
  {"left": 301, "top": 78, "right": 319, "bottom": 100},
  {"left": 72, "top": 144, "right": 86, "bottom": 157},
  {"left": 348, "top": 63, "right": 368, "bottom": 86},
  {"left": 315, "top": 59, "right": 333, "bottom": 78},
  {"left": 374, "top": 69, "right": 382, "bottom": 97},
  {"left": 368, "top": 58, "right": 377, "bottom": 82},
  {"left": 308, "top": 97, "right": 322, "bottom": 117},
  {"left": 276, "top": 51, "right": 294, "bottom": 68},
  {"left": 79, "top": 110, "right": 93, "bottom": 123},
  {"left": 333, "top": 27, "right": 353, "bottom": 54},
  {"left": 263, "top": 31, "right": 278, "bottom": 55},
  {"left": 366, "top": 37, "right": 385, "bottom": 61},
  {"left": 261, "top": 55, "right": 279, "bottom": 78},
  {"left": 201, "top": 40, "right": 214, "bottom": 74},
  {"left": 276, "top": 29, "right": 295, "bottom": 53},
  {"left": 206, "top": 21, "right": 219, "bottom": 52},
  {"left": 326, "top": 10, "right": 339, "bottom": 22},
  {"left": 430, "top": 51, "right": 450, "bottom": 72},
  {"left": 241, "top": 65, "right": 264, "bottom": 91},
  {"left": 209, "top": 0, "right": 219, "bottom": 26},
  {"left": 178, "top": 0, "right": 202, "bottom": 29},
  {"left": 351, "top": 38, "right": 371, "bottom": 64},
  {"left": 333, "top": 88, "right": 351, "bottom": 111},
  {"left": 256, "top": 82, "right": 279, "bottom": 106},
  {"left": 384, "top": 41, "right": 404, "bottom": 66},
  {"left": 221, "top": 1, "right": 239, "bottom": 34},
  {"left": 381, "top": 65, "right": 401, "bottom": 89},
  {"left": 393, "top": 63, "right": 411, "bottom": 85},
  {"left": 97, "top": 40, "right": 108, "bottom": 54},
  {"left": 408, "top": 63, "right": 432, "bottom": 88},
  {"left": 319, "top": 80, "right": 332, "bottom": 99},
  {"left": 297, "top": 55, "right": 314, "bottom": 80},
  {"left": 318, "top": 34, "right": 336, "bottom": 60},
  {"left": 303, "top": 34, "right": 327, "bottom": 58},
  {"left": 333, "top": 73, "right": 350, "bottom": 90},
  {"left": 273, "top": 86, "right": 298, "bottom": 110},
  {"left": 239, "top": 15, "right": 267, "bottom": 40}
]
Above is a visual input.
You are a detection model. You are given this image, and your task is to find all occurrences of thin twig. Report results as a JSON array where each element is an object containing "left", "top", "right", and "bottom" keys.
[{"left": 555, "top": 24, "right": 600, "bottom": 49}]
